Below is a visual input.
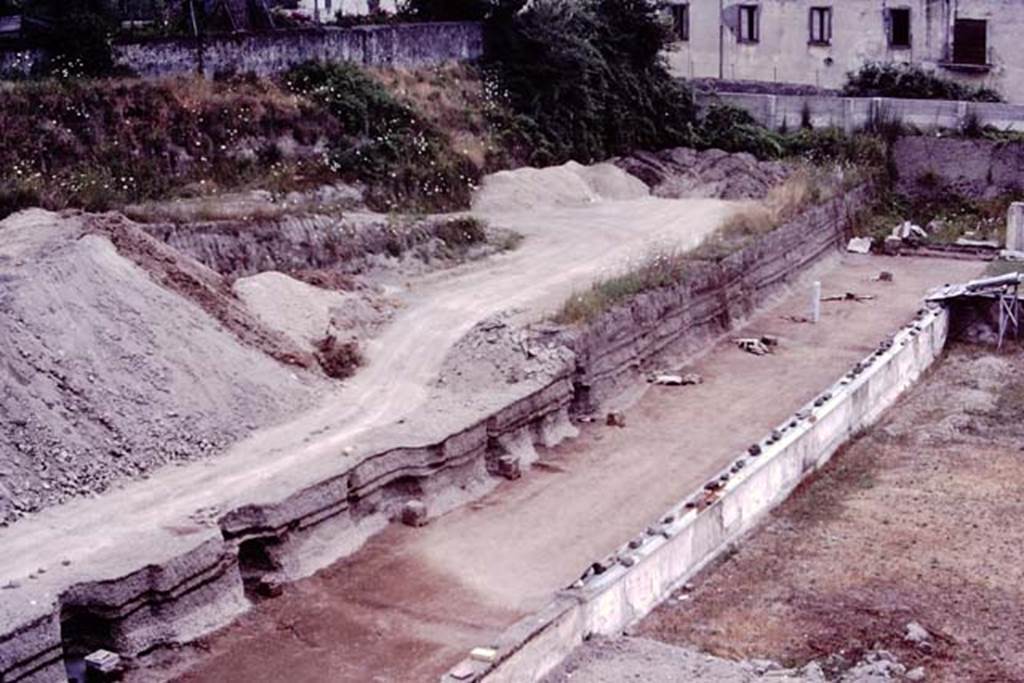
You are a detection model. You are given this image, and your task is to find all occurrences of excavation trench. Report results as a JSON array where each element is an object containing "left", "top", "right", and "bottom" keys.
[{"left": 0, "top": 182, "right": 872, "bottom": 682}]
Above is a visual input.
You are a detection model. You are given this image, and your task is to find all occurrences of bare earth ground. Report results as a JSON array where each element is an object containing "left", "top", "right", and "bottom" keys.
[
  {"left": 631, "top": 345, "right": 1024, "bottom": 683},
  {"left": 158, "top": 255, "right": 984, "bottom": 683}
]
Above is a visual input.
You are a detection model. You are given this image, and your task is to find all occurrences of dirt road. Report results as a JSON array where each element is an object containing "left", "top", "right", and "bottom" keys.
[
  {"left": 0, "top": 165, "right": 733, "bottom": 599},
  {"left": 162, "top": 256, "right": 985, "bottom": 683}
]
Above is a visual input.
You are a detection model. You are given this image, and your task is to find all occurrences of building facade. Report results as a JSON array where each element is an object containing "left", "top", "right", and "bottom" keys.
[{"left": 664, "top": 0, "right": 1024, "bottom": 103}]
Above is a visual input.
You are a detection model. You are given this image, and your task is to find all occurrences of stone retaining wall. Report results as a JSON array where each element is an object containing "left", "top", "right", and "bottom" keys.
[{"left": 0, "top": 22, "right": 482, "bottom": 79}]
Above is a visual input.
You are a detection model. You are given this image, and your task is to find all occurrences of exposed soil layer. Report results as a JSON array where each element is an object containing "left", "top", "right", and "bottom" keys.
[
  {"left": 638, "top": 346, "right": 1024, "bottom": 683},
  {"left": 0, "top": 210, "right": 321, "bottom": 525},
  {"left": 616, "top": 147, "right": 791, "bottom": 200},
  {"left": 160, "top": 256, "right": 983, "bottom": 683}
]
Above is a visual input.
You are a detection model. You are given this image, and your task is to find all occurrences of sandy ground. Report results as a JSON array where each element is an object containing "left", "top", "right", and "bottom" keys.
[
  {"left": 159, "top": 255, "right": 985, "bottom": 683},
  {"left": 635, "top": 345, "right": 1024, "bottom": 683},
  {"left": 0, "top": 164, "right": 734, "bottom": 600}
]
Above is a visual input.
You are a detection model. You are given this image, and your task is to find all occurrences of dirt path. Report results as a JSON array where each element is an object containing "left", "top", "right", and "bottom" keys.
[
  {"left": 0, "top": 167, "right": 733, "bottom": 596},
  {"left": 162, "top": 256, "right": 985, "bottom": 683},
  {"left": 636, "top": 345, "right": 1024, "bottom": 683}
]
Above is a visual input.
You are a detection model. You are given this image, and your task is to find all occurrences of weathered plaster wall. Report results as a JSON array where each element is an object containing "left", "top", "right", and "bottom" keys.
[
  {"left": 666, "top": 0, "right": 1024, "bottom": 103},
  {"left": 0, "top": 21, "right": 482, "bottom": 79}
]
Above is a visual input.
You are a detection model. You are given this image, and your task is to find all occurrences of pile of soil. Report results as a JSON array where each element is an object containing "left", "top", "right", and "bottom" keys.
[
  {"left": 0, "top": 210, "right": 323, "bottom": 525},
  {"left": 617, "top": 147, "right": 791, "bottom": 200},
  {"left": 471, "top": 161, "right": 649, "bottom": 213},
  {"left": 233, "top": 271, "right": 393, "bottom": 352}
]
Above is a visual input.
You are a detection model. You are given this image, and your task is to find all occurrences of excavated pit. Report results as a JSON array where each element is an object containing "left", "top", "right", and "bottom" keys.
[{"left": 0, "top": 155, "right": 867, "bottom": 681}]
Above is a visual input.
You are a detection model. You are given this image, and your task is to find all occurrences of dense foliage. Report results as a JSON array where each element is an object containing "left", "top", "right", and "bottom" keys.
[
  {"left": 484, "top": 0, "right": 698, "bottom": 166},
  {"left": 283, "top": 61, "right": 479, "bottom": 211},
  {"left": 842, "top": 62, "right": 1002, "bottom": 103},
  {"left": 0, "top": 77, "right": 339, "bottom": 216}
]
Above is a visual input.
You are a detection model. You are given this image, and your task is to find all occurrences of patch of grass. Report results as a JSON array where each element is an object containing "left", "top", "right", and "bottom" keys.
[
  {"left": 854, "top": 190, "right": 1023, "bottom": 245},
  {"left": 692, "top": 166, "right": 842, "bottom": 260},
  {"left": 553, "top": 246, "right": 697, "bottom": 325}
]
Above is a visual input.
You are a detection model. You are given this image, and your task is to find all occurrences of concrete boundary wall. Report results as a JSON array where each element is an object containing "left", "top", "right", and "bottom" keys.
[
  {"left": 699, "top": 91, "right": 1024, "bottom": 133},
  {"left": 444, "top": 304, "right": 950, "bottom": 682},
  {"left": 0, "top": 22, "right": 482, "bottom": 79}
]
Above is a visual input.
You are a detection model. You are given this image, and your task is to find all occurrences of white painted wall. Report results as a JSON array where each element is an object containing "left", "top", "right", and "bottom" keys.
[{"left": 293, "top": 0, "right": 398, "bottom": 22}]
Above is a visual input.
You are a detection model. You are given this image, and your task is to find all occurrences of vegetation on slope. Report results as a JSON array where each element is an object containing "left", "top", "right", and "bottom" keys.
[
  {"left": 484, "top": 0, "right": 698, "bottom": 166},
  {"left": 842, "top": 62, "right": 1002, "bottom": 103}
]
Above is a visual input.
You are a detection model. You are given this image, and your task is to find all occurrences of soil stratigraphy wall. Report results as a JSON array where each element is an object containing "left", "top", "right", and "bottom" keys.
[
  {"left": 566, "top": 185, "right": 869, "bottom": 410},
  {"left": 142, "top": 213, "right": 469, "bottom": 279},
  {"left": 0, "top": 186, "right": 869, "bottom": 682},
  {"left": 892, "top": 136, "right": 1024, "bottom": 200}
]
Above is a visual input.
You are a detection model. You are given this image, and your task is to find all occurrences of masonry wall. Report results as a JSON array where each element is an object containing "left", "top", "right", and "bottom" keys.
[
  {"left": 0, "top": 21, "right": 482, "bottom": 79},
  {"left": 666, "top": 0, "right": 1024, "bottom": 104},
  {"left": 698, "top": 90, "right": 1024, "bottom": 132}
]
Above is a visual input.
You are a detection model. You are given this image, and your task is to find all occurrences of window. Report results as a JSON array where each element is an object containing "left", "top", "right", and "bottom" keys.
[
  {"left": 953, "top": 18, "right": 987, "bottom": 65},
  {"left": 669, "top": 3, "right": 689, "bottom": 42},
  {"left": 887, "top": 8, "right": 911, "bottom": 48},
  {"left": 738, "top": 4, "right": 759, "bottom": 43},
  {"left": 809, "top": 7, "right": 832, "bottom": 45}
]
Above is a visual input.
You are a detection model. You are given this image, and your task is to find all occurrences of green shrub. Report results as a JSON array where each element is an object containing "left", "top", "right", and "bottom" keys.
[
  {"left": 553, "top": 247, "right": 696, "bottom": 324},
  {"left": 698, "top": 103, "right": 785, "bottom": 159},
  {"left": 435, "top": 216, "right": 487, "bottom": 247},
  {"left": 484, "top": 0, "right": 698, "bottom": 166},
  {"left": 842, "top": 62, "right": 1003, "bottom": 103},
  {"left": 283, "top": 61, "right": 479, "bottom": 211}
]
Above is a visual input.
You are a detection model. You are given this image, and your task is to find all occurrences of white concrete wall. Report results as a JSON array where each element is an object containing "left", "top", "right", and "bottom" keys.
[
  {"left": 294, "top": 0, "right": 398, "bottom": 22},
  {"left": 447, "top": 305, "right": 950, "bottom": 683},
  {"left": 699, "top": 91, "right": 1024, "bottom": 132},
  {"left": 666, "top": 0, "right": 1024, "bottom": 104}
]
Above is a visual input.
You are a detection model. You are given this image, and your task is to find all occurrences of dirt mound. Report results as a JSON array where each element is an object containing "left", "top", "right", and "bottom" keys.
[
  {"left": 616, "top": 147, "right": 791, "bottom": 200},
  {"left": 471, "top": 161, "right": 649, "bottom": 213},
  {"left": 233, "top": 271, "right": 393, "bottom": 352},
  {"left": 0, "top": 210, "right": 323, "bottom": 525}
]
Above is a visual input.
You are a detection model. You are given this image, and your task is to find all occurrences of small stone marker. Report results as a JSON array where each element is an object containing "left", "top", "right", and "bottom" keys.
[
  {"left": 846, "top": 236, "right": 872, "bottom": 254},
  {"left": 1008, "top": 202, "right": 1024, "bottom": 252},
  {"left": 84, "top": 649, "right": 121, "bottom": 674},
  {"left": 496, "top": 455, "right": 521, "bottom": 480},
  {"left": 811, "top": 281, "right": 821, "bottom": 323},
  {"left": 469, "top": 646, "right": 498, "bottom": 663}
]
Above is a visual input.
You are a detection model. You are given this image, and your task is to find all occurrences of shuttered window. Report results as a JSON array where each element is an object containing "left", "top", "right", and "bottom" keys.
[{"left": 953, "top": 18, "right": 987, "bottom": 65}]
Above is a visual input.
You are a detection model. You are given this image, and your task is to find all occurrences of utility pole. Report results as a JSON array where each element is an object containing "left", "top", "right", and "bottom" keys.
[
  {"left": 188, "top": 0, "right": 204, "bottom": 77},
  {"left": 718, "top": 0, "right": 725, "bottom": 79}
]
